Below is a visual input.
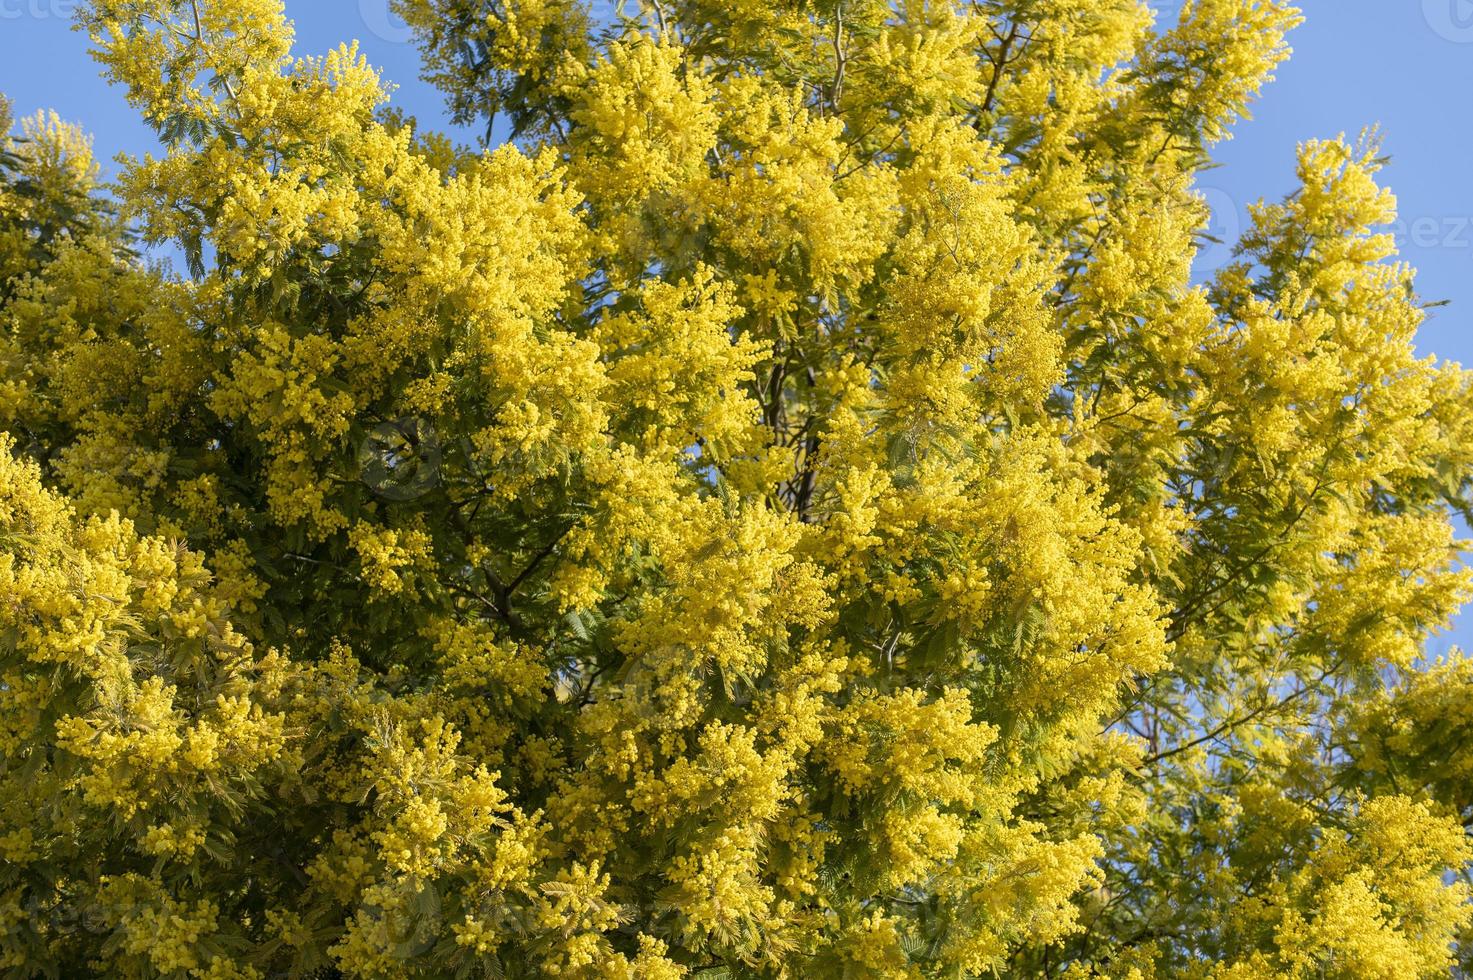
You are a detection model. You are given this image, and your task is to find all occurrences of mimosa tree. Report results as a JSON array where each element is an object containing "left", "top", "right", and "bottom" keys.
[{"left": 1, "top": 0, "right": 1470, "bottom": 976}]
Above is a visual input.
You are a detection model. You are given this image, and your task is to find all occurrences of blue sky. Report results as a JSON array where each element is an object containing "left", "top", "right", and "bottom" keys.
[{"left": 3, "top": 1, "right": 1473, "bottom": 651}]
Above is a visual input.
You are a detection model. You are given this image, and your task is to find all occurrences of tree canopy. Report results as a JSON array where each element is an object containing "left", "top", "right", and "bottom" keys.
[{"left": 1, "top": 0, "right": 1471, "bottom": 976}]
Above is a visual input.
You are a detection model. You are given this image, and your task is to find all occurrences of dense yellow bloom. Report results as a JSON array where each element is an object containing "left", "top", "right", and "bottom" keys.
[{"left": 1, "top": 0, "right": 1470, "bottom": 976}]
